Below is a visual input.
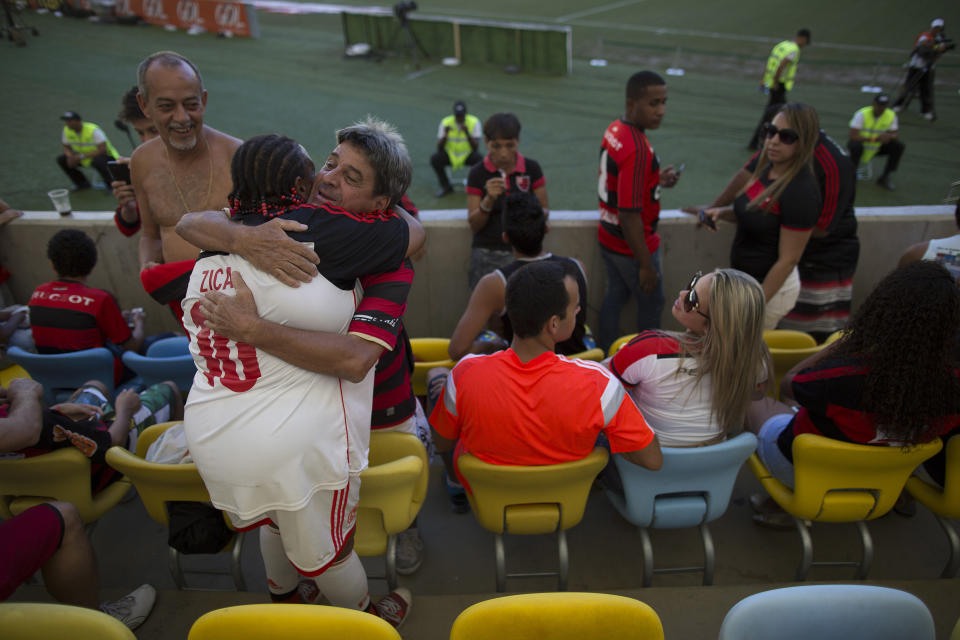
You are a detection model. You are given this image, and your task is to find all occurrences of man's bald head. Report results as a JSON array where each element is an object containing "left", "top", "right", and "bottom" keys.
[{"left": 137, "top": 51, "right": 204, "bottom": 101}]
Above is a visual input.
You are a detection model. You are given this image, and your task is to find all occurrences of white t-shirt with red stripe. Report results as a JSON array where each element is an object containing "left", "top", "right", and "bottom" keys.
[{"left": 610, "top": 331, "right": 729, "bottom": 446}]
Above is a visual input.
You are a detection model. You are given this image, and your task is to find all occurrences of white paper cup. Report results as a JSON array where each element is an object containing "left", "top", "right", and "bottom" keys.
[{"left": 48, "top": 189, "right": 72, "bottom": 216}]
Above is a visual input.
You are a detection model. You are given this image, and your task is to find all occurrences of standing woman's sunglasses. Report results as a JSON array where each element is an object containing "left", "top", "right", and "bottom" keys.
[
  {"left": 763, "top": 122, "right": 799, "bottom": 145},
  {"left": 683, "top": 271, "right": 710, "bottom": 320}
]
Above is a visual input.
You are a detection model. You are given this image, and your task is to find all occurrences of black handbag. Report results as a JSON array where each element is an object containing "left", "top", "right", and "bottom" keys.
[{"left": 166, "top": 501, "right": 233, "bottom": 554}]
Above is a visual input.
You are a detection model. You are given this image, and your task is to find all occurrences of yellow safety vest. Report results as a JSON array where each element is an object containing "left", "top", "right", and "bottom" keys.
[
  {"left": 762, "top": 40, "right": 801, "bottom": 91},
  {"left": 441, "top": 114, "right": 480, "bottom": 170},
  {"left": 62, "top": 122, "right": 119, "bottom": 167},
  {"left": 853, "top": 106, "right": 896, "bottom": 164}
]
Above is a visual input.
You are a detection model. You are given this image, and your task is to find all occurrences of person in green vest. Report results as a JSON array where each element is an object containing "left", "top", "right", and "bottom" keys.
[
  {"left": 430, "top": 100, "right": 482, "bottom": 198},
  {"left": 56, "top": 111, "right": 119, "bottom": 191},
  {"left": 747, "top": 29, "right": 811, "bottom": 150},
  {"left": 847, "top": 93, "right": 905, "bottom": 191}
]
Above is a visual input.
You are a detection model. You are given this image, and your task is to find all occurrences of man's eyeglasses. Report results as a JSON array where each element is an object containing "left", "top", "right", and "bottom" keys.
[
  {"left": 763, "top": 122, "right": 799, "bottom": 145},
  {"left": 683, "top": 271, "right": 710, "bottom": 320}
]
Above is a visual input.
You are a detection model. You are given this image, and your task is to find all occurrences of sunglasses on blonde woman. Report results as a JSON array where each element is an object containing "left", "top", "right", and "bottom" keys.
[{"left": 683, "top": 271, "right": 710, "bottom": 320}]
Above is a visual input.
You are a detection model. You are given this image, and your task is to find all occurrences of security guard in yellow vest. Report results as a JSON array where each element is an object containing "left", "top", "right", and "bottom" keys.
[
  {"left": 748, "top": 29, "right": 811, "bottom": 149},
  {"left": 848, "top": 93, "right": 905, "bottom": 191},
  {"left": 430, "top": 100, "right": 483, "bottom": 197},
  {"left": 56, "top": 111, "right": 120, "bottom": 190}
]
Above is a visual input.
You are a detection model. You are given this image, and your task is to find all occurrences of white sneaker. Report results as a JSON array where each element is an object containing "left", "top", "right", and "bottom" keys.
[
  {"left": 101, "top": 583, "right": 156, "bottom": 630},
  {"left": 395, "top": 528, "right": 424, "bottom": 575},
  {"left": 921, "top": 112, "right": 935, "bottom": 121}
]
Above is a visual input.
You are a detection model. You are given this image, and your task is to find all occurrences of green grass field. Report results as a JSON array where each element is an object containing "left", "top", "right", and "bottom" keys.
[{"left": 3, "top": 0, "right": 958, "bottom": 213}]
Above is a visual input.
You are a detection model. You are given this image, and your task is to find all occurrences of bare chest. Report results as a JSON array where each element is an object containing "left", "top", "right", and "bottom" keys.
[{"left": 142, "top": 158, "right": 232, "bottom": 228}]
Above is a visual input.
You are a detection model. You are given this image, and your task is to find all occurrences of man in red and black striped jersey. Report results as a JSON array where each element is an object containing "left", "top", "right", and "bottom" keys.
[
  {"left": 694, "top": 130, "right": 859, "bottom": 340},
  {"left": 29, "top": 229, "right": 145, "bottom": 385},
  {"left": 597, "top": 71, "right": 680, "bottom": 352}
]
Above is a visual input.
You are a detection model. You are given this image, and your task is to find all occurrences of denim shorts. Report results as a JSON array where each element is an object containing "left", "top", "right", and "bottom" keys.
[{"left": 756, "top": 412, "right": 797, "bottom": 489}]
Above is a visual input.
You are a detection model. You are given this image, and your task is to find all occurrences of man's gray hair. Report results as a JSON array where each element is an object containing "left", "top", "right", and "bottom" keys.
[
  {"left": 137, "top": 51, "right": 204, "bottom": 101},
  {"left": 336, "top": 117, "right": 412, "bottom": 208}
]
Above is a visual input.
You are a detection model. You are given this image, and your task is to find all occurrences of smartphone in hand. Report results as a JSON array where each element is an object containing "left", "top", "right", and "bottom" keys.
[
  {"left": 698, "top": 208, "right": 717, "bottom": 230},
  {"left": 106, "top": 161, "right": 131, "bottom": 184}
]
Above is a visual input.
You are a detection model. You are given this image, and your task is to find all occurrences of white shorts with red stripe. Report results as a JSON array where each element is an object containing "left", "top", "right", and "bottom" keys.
[{"left": 230, "top": 473, "right": 361, "bottom": 576}]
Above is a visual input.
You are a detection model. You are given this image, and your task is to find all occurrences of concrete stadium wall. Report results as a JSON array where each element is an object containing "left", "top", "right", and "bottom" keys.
[{"left": 1, "top": 206, "right": 954, "bottom": 340}]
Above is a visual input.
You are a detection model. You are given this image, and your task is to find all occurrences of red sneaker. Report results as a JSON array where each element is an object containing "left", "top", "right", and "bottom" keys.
[{"left": 371, "top": 588, "right": 412, "bottom": 629}]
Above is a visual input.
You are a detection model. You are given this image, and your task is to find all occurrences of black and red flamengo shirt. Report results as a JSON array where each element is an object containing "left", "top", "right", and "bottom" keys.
[
  {"left": 598, "top": 118, "right": 661, "bottom": 257},
  {"left": 730, "top": 167, "right": 820, "bottom": 283},
  {"left": 777, "top": 356, "right": 960, "bottom": 462},
  {"left": 466, "top": 153, "right": 546, "bottom": 251},
  {"left": 745, "top": 132, "right": 857, "bottom": 267},
  {"left": 0, "top": 404, "right": 121, "bottom": 494},
  {"left": 350, "top": 259, "right": 417, "bottom": 429}
]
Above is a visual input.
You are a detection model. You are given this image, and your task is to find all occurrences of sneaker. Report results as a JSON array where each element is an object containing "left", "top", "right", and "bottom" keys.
[
  {"left": 749, "top": 493, "right": 780, "bottom": 515},
  {"left": 101, "top": 583, "right": 156, "bottom": 630},
  {"left": 892, "top": 105, "right": 903, "bottom": 113},
  {"left": 876, "top": 176, "right": 896, "bottom": 191},
  {"left": 921, "top": 112, "right": 935, "bottom": 121},
  {"left": 297, "top": 578, "right": 321, "bottom": 604},
  {"left": 434, "top": 185, "right": 454, "bottom": 198},
  {"left": 395, "top": 528, "right": 424, "bottom": 575},
  {"left": 372, "top": 587, "right": 412, "bottom": 629},
  {"left": 69, "top": 183, "right": 92, "bottom": 192}
]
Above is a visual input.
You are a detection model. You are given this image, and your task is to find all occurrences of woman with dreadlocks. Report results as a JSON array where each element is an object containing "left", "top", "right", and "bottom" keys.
[
  {"left": 180, "top": 129, "right": 420, "bottom": 625},
  {"left": 746, "top": 260, "right": 960, "bottom": 524}
]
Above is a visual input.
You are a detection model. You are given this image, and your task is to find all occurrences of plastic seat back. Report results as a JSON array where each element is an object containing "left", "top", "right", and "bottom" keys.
[
  {"left": 450, "top": 592, "right": 664, "bottom": 640},
  {"left": 355, "top": 455, "right": 423, "bottom": 555},
  {"left": 6, "top": 345, "right": 115, "bottom": 404},
  {"left": 718, "top": 585, "right": 935, "bottom": 640},
  {"left": 458, "top": 448, "right": 608, "bottom": 535},
  {"left": 121, "top": 351, "right": 196, "bottom": 393},
  {"left": 146, "top": 336, "right": 190, "bottom": 357},
  {"left": 188, "top": 603, "right": 401, "bottom": 640},
  {"left": 0, "top": 447, "right": 130, "bottom": 523},
  {"left": 607, "top": 333, "right": 639, "bottom": 358},
  {"left": 763, "top": 330, "right": 817, "bottom": 349},
  {"left": 906, "top": 435, "right": 960, "bottom": 518},
  {"left": 0, "top": 602, "right": 136, "bottom": 640},
  {"left": 409, "top": 337, "right": 456, "bottom": 396},
  {"left": 104, "top": 422, "right": 213, "bottom": 526},
  {"left": 607, "top": 433, "right": 757, "bottom": 528},
  {"left": 565, "top": 347, "right": 604, "bottom": 362},
  {"left": 781, "top": 434, "right": 942, "bottom": 522},
  {"left": 762, "top": 331, "right": 822, "bottom": 399}
]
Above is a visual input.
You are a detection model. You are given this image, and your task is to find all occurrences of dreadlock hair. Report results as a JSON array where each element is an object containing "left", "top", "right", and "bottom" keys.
[
  {"left": 227, "top": 134, "right": 313, "bottom": 218},
  {"left": 743, "top": 102, "right": 819, "bottom": 211},
  {"left": 828, "top": 261, "right": 960, "bottom": 444}
]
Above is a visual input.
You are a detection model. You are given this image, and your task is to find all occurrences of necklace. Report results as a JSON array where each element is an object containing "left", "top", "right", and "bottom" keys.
[{"left": 163, "top": 132, "right": 213, "bottom": 214}]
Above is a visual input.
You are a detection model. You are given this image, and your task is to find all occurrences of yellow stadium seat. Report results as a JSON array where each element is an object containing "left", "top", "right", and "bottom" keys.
[
  {"left": 748, "top": 433, "right": 942, "bottom": 580},
  {"left": 906, "top": 436, "right": 960, "bottom": 577},
  {"left": 409, "top": 337, "right": 456, "bottom": 396},
  {"left": 0, "top": 602, "right": 136, "bottom": 640},
  {"left": 457, "top": 448, "right": 608, "bottom": 591},
  {"left": 188, "top": 604, "right": 401, "bottom": 640},
  {"left": 450, "top": 592, "right": 664, "bottom": 640}
]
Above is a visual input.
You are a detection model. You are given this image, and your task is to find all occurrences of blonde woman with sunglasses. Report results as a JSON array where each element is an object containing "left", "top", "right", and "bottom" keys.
[
  {"left": 608, "top": 268, "right": 768, "bottom": 447},
  {"left": 701, "top": 103, "right": 821, "bottom": 329}
]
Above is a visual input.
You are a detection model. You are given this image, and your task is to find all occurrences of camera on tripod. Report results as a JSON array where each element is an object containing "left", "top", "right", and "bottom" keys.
[{"left": 393, "top": 1, "right": 417, "bottom": 23}]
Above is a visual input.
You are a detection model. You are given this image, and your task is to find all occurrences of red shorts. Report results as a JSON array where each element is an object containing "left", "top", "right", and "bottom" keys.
[{"left": 0, "top": 504, "right": 64, "bottom": 600}]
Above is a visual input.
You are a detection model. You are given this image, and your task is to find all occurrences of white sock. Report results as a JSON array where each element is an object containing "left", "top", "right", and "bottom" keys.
[
  {"left": 311, "top": 551, "right": 370, "bottom": 610},
  {"left": 259, "top": 525, "right": 299, "bottom": 597}
]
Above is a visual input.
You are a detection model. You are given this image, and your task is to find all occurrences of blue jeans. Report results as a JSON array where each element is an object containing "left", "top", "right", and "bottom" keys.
[{"left": 597, "top": 246, "right": 665, "bottom": 351}]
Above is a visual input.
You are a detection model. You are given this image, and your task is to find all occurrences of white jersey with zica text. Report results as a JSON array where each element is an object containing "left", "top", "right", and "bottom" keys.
[{"left": 181, "top": 251, "right": 373, "bottom": 521}]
